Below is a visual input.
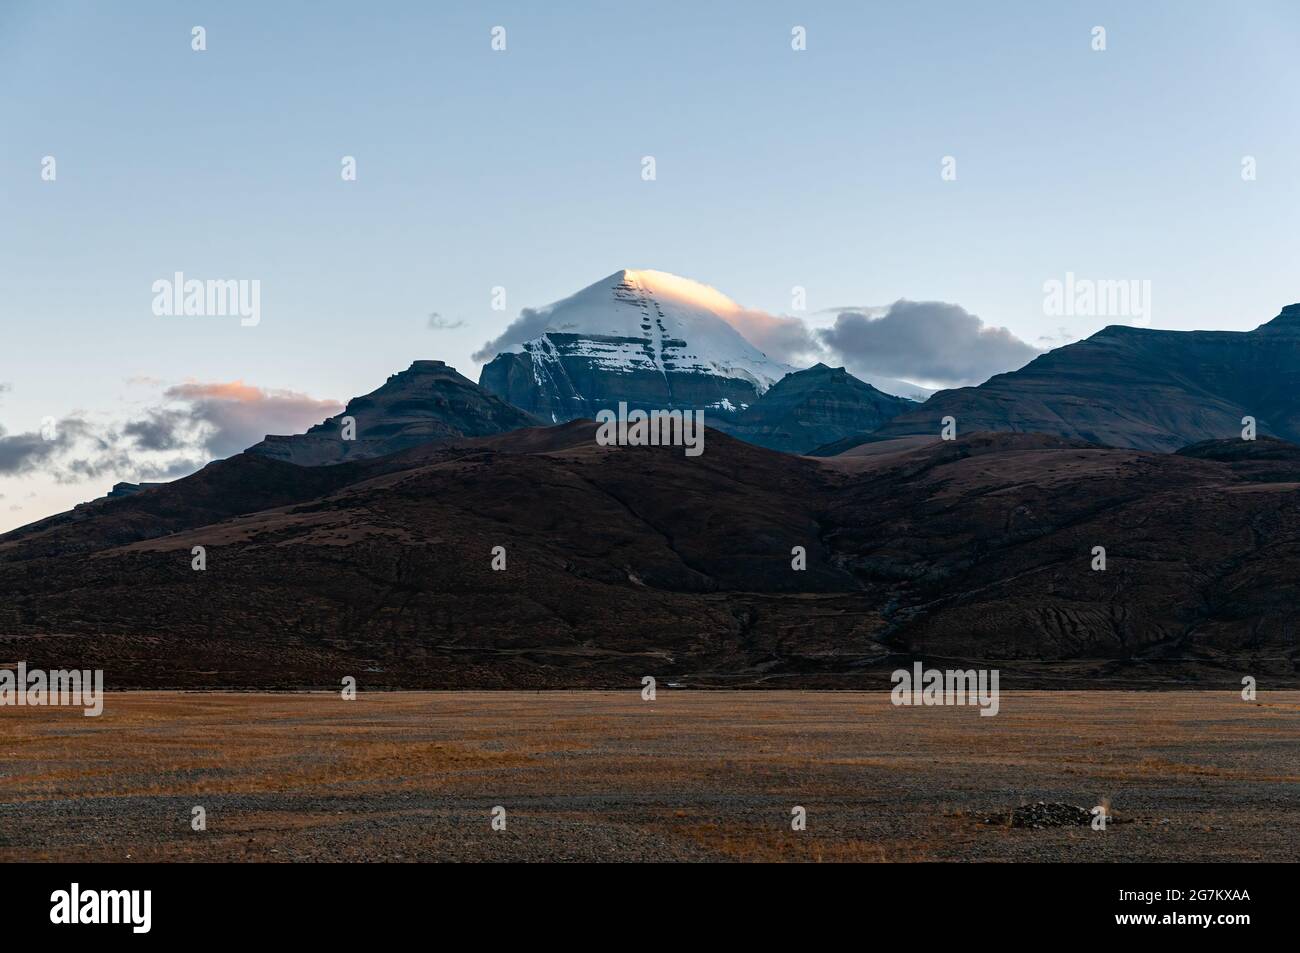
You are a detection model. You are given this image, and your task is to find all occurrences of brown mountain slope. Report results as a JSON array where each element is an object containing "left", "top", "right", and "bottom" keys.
[
  {"left": 717, "top": 363, "right": 915, "bottom": 454},
  {"left": 0, "top": 430, "right": 1297, "bottom": 687},
  {"left": 826, "top": 304, "right": 1300, "bottom": 453},
  {"left": 246, "top": 360, "right": 540, "bottom": 465}
]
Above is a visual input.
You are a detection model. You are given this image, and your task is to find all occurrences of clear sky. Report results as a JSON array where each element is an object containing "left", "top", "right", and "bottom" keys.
[{"left": 3, "top": 0, "right": 1299, "bottom": 530}]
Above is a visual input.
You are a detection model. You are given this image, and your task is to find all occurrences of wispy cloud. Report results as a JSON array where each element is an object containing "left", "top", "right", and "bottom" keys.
[
  {"left": 141, "top": 381, "right": 342, "bottom": 459},
  {"left": 0, "top": 381, "right": 340, "bottom": 486},
  {"left": 0, "top": 425, "right": 65, "bottom": 476},
  {"left": 427, "top": 312, "right": 466, "bottom": 331}
]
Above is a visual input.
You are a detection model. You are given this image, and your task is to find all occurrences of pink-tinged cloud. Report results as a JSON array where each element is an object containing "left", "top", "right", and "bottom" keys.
[
  {"left": 158, "top": 380, "right": 343, "bottom": 458},
  {"left": 712, "top": 308, "right": 824, "bottom": 366}
]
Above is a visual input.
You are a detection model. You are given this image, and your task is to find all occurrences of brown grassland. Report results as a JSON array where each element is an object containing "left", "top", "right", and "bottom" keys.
[{"left": 1, "top": 691, "right": 1296, "bottom": 862}]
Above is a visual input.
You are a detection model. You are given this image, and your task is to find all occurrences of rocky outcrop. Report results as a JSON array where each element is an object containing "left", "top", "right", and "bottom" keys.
[
  {"left": 720, "top": 363, "right": 915, "bottom": 454},
  {"left": 245, "top": 360, "right": 539, "bottom": 466}
]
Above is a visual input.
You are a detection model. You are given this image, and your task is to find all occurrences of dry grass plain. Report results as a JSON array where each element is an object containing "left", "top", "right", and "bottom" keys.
[{"left": 1, "top": 691, "right": 1296, "bottom": 862}]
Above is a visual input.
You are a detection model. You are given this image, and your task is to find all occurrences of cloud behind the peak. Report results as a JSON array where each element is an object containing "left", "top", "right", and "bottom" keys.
[
  {"left": 472, "top": 308, "right": 552, "bottom": 362},
  {"left": 817, "top": 300, "right": 1041, "bottom": 387},
  {"left": 714, "top": 309, "right": 823, "bottom": 367}
]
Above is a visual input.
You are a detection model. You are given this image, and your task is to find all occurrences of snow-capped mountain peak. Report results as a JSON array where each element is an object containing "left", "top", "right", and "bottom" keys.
[
  {"left": 497, "top": 269, "right": 791, "bottom": 390},
  {"left": 479, "top": 269, "right": 793, "bottom": 423}
]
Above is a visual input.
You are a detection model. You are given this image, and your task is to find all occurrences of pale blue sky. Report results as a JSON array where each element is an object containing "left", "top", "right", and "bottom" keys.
[{"left": 2, "top": 0, "right": 1299, "bottom": 529}]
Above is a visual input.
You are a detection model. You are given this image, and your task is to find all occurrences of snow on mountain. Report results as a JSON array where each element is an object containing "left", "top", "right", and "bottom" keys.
[
  {"left": 498, "top": 269, "right": 791, "bottom": 388},
  {"left": 479, "top": 269, "right": 798, "bottom": 422}
]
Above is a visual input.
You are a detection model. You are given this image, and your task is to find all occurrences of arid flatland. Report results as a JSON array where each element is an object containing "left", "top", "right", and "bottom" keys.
[{"left": 2, "top": 691, "right": 1296, "bottom": 862}]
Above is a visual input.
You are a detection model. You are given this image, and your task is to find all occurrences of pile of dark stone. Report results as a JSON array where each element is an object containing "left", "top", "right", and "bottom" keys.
[{"left": 983, "top": 801, "right": 1095, "bottom": 829}]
